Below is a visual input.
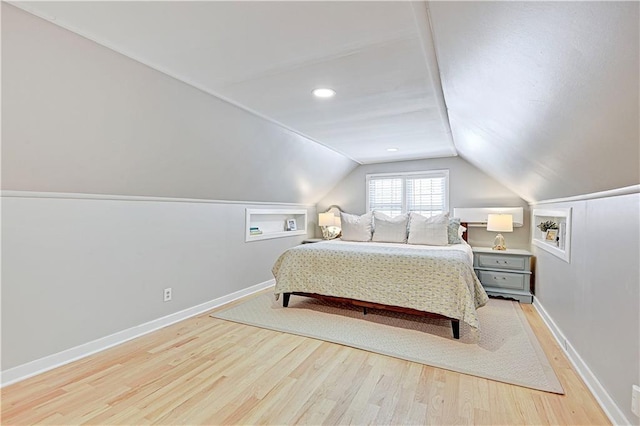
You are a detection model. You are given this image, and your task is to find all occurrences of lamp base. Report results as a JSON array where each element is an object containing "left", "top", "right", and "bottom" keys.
[
  {"left": 492, "top": 233, "right": 507, "bottom": 250},
  {"left": 321, "top": 226, "right": 341, "bottom": 240}
]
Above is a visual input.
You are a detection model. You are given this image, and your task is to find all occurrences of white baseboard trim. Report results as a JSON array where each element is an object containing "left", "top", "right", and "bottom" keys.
[
  {"left": 533, "top": 297, "right": 631, "bottom": 426},
  {"left": 0, "top": 279, "right": 275, "bottom": 388}
]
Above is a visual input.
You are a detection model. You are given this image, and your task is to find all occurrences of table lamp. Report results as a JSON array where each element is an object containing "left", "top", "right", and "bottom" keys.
[
  {"left": 319, "top": 212, "right": 340, "bottom": 239},
  {"left": 487, "top": 213, "right": 513, "bottom": 250}
]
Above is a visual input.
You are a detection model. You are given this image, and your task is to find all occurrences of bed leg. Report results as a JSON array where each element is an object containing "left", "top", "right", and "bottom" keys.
[
  {"left": 363, "top": 307, "right": 367, "bottom": 315},
  {"left": 283, "top": 293, "right": 291, "bottom": 308},
  {"left": 452, "top": 320, "right": 460, "bottom": 339}
]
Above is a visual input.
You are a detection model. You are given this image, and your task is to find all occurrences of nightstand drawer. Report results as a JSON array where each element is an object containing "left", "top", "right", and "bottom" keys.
[
  {"left": 477, "top": 270, "right": 526, "bottom": 290},
  {"left": 476, "top": 254, "right": 525, "bottom": 271}
]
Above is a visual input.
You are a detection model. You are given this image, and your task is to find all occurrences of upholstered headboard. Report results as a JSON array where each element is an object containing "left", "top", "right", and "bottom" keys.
[
  {"left": 461, "top": 222, "right": 469, "bottom": 242},
  {"left": 454, "top": 207, "right": 524, "bottom": 227}
]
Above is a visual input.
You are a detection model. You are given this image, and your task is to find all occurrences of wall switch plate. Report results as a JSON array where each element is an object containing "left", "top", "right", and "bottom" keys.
[
  {"left": 163, "top": 288, "right": 172, "bottom": 302},
  {"left": 632, "top": 385, "right": 640, "bottom": 417}
]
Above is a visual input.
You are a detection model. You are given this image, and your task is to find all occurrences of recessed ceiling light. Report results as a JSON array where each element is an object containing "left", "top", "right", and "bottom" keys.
[
  {"left": 312, "top": 88, "right": 336, "bottom": 98},
  {"left": 386, "top": 148, "right": 399, "bottom": 152}
]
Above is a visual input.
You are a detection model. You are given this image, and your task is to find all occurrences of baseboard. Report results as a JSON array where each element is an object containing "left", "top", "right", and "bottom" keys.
[
  {"left": 533, "top": 297, "right": 631, "bottom": 425},
  {"left": 0, "top": 279, "right": 275, "bottom": 387}
]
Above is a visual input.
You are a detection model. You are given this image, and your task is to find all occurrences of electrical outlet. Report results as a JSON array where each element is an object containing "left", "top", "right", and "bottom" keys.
[
  {"left": 632, "top": 385, "right": 640, "bottom": 417},
  {"left": 163, "top": 287, "right": 172, "bottom": 302}
]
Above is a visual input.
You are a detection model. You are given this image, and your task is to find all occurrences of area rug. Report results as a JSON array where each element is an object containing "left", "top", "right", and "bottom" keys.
[{"left": 212, "top": 294, "right": 563, "bottom": 394}]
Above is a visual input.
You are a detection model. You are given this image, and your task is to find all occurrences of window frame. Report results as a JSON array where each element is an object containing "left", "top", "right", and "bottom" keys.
[{"left": 365, "top": 169, "right": 450, "bottom": 217}]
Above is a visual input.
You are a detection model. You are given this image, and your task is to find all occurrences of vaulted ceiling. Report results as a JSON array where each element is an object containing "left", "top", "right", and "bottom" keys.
[
  {"left": 9, "top": 1, "right": 640, "bottom": 202},
  {"left": 429, "top": 1, "right": 639, "bottom": 202},
  {"left": 12, "top": 1, "right": 455, "bottom": 165}
]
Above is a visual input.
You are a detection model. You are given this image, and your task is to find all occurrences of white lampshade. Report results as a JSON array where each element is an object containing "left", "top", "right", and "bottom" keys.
[
  {"left": 487, "top": 214, "right": 513, "bottom": 233},
  {"left": 319, "top": 212, "right": 335, "bottom": 227}
]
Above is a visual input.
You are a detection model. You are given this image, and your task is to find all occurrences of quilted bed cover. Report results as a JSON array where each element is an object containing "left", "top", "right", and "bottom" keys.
[{"left": 272, "top": 240, "right": 488, "bottom": 329}]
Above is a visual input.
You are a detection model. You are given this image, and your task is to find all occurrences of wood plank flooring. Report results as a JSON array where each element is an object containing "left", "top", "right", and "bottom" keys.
[{"left": 1, "top": 293, "right": 610, "bottom": 425}]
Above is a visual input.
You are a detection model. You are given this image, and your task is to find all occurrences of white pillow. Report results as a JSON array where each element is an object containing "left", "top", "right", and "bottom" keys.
[
  {"left": 408, "top": 212, "right": 450, "bottom": 245},
  {"left": 340, "top": 212, "right": 373, "bottom": 242},
  {"left": 372, "top": 212, "right": 408, "bottom": 243}
]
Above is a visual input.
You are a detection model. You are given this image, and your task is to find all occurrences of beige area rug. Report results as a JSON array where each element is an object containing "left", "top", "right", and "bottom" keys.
[{"left": 212, "top": 294, "right": 563, "bottom": 394}]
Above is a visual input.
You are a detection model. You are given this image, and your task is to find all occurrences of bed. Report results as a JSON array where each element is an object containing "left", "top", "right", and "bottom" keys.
[{"left": 272, "top": 225, "right": 488, "bottom": 339}]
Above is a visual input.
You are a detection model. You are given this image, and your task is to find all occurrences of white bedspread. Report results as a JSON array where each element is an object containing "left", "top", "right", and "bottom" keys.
[{"left": 272, "top": 240, "right": 488, "bottom": 329}]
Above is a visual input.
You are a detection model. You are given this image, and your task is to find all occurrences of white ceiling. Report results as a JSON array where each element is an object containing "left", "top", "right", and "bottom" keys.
[
  {"left": 14, "top": 1, "right": 457, "bottom": 164},
  {"left": 10, "top": 1, "right": 638, "bottom": 202}
]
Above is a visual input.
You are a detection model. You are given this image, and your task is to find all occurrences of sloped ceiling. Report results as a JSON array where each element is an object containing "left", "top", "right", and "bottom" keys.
[
  {"left": 2, "top": 3, "right": 356, "bottom": 204},
  {"left": 429, "top": 1, "right": 639, "bottom": 202},
  {"left": 12, "top": 1, "right": 456, "bottom": 164},
  {"left": 6, "top": 1, "right": 639, "bottom": 204}
]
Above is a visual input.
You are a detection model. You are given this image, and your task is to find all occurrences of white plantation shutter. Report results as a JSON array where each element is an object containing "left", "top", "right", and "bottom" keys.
[
  {"left": 368, "top": 177, "right": 403, "bottom": 217},
  {"left": 406, "top": 176, "right": 447, "bottom": 217},
  {"left": 366, "top": 170, "right": 448, "bottom": 217}
]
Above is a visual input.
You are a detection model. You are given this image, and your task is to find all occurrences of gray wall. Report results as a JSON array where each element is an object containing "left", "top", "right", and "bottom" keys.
[
  {"left": 1, "top": 4, "right": 356, "bottom": 203},
  {"left": 317, "top": 157, "right": 531, "bottom": 249},
  {"left": 532, "top": 192, "right": 640, "bottom": 425}
]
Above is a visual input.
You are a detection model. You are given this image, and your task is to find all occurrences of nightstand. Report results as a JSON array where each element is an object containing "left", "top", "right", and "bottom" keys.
[
  {"left": 302, "top": 238, "right": 324, "bottom": 244},
  {"left": 472, "top": 247, "right": 533, "bottom": 304}
]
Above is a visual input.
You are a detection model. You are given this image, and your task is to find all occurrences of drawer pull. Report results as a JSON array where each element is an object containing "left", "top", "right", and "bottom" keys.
[
  {"left": 478, "top": 254, "right": 525, "bottom": 270},
  {"left": 478, "top": 270, "right": 526, "bottom": 290}
]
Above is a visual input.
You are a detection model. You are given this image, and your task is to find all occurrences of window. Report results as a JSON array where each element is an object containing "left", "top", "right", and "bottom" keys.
[{"left": 366, "top": 170, "right": 449, "bottom": 218}]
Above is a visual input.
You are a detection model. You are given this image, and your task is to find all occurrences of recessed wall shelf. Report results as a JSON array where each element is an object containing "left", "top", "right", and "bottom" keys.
[
  {"left": 531, "top": 208, "right": 572, "bottom": 262},
  {"left": 245, "top": 208, "right": 307, "bottom": 242}
]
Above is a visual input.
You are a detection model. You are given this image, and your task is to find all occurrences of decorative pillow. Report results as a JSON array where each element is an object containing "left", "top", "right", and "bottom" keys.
[
  {"left": 408, "top": 212, "right": 449, "bottom": 246},
  {"left": 340, "top": 212, "right": 373, "bottom": 242},
  {"left": 372, "top": 212, "right": 409, "bottom": 243},
  {"left": 448, "top": 217, "right": 463, "bottom": 244}
]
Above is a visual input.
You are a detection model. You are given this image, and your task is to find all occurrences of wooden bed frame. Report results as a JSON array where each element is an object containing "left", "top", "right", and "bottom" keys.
[{"left": 282, "top": 223, "right": 470, "bottom": 339}]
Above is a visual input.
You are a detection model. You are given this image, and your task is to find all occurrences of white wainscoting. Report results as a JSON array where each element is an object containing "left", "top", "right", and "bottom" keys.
[
  {"left": 533, "top": 298, "right": 630, "bottom": 426},
  {"left": 530, "top": 186, "right": 639, "bottom": 426},
  {"left": 1, "top": 280, "right": 275, "bottom": 387},
  {"left": 1, "top": 191, "right": 313, "bottom": 385}
]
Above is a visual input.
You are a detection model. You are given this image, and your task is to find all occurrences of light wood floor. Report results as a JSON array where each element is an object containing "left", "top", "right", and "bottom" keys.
[{"left": 2, "top": 292, "right": 610, "bottom": 425}]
